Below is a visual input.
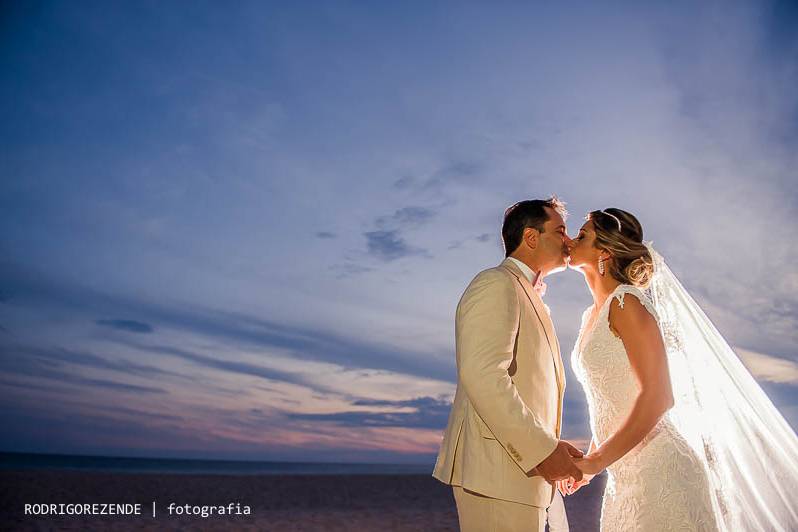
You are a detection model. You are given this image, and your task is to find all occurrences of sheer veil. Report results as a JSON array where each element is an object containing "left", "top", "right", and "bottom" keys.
[{"left": 644, "top": 242, "right": 798, "bottom": 531}]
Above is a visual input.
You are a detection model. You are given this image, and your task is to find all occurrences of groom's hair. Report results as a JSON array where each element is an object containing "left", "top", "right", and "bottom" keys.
[{"left": 502, "top": 197, "right": 567, "bottom": 257}]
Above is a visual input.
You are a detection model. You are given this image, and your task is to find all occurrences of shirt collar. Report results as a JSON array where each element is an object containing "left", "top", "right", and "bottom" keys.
[{"left": 507, "top": 257, "right": 537, "bottom": 284}]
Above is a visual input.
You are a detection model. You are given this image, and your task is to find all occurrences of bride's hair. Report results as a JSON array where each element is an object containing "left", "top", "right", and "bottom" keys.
[{"left": 587, "top": 208, "right": 654, "bottom": 288}]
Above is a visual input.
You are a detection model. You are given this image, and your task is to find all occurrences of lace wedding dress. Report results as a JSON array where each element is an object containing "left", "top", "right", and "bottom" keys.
[
  {"left": 571, "top": 284, "right": 718, "bottom": 531},
  {"left": 572, "top": 243, "right": 798, "bottom": 531}
]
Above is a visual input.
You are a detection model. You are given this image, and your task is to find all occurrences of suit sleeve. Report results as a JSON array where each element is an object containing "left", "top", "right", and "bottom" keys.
[{"left": 456, "top": 269, "right": 558, "bottom": 473}]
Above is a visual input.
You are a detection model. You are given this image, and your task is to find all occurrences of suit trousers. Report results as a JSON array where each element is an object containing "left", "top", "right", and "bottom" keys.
[{"left": 453, "top": 486, "right": 546, "bottom": 532}]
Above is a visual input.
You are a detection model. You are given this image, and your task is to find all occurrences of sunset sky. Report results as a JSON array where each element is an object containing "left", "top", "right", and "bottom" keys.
[{"left": 1, "top": 1, "right": 796, "bottom": 464}]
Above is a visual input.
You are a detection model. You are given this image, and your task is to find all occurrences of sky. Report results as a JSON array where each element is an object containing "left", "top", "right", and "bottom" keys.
[{"left": 1, "top": 0, "right": 797, "bottom": 464}]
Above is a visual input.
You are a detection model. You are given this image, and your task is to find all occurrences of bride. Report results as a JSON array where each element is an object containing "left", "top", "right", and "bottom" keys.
[{"left": 562, "top": 208, "right": 798, "bottom": 531}]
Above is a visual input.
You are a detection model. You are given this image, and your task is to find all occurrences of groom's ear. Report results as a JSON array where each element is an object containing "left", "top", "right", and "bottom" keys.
[{"left": 523, "top": 227, "right": 539, "bottom": 249}]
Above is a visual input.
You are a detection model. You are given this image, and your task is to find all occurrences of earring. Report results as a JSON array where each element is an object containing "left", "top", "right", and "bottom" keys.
[{"left": 598, "top": 257, "right": 605, "bottom": 276}]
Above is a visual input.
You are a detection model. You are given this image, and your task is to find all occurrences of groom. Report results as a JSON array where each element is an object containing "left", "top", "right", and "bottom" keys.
[{"left": 433, "top": 198, "right": 583, "bottom": 532}]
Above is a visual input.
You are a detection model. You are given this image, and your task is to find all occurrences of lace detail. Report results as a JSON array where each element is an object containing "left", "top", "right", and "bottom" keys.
[
  {"left": 612, "top": 285, "right": 658, "bottom": 317},
  {"left": 647, "top": 275, "right": 687, "bottom": 354},
  {"left": 571, "top": 285, "right": 719, "bottom": 531}
]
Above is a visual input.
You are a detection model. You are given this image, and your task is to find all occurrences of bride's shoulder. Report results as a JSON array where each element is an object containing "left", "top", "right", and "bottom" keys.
[
  {"left": 611, "top": 284, "right": 646, "bottom": 305},
  {"left": 609, "top": 284, "right": 658, "bottom": 321}
]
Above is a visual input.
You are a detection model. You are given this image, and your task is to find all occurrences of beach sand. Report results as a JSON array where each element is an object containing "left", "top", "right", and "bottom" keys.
[{"left": 0, "top": 470, "right": 605, "bottom": 531}]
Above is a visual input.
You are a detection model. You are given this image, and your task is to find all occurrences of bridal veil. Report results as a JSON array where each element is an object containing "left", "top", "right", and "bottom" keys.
[{"left": 644, "top": 242, "right": 798, "bottom": 531}]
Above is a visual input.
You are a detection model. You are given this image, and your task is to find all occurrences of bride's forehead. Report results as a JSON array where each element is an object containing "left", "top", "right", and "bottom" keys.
[{"left": 579, "top": 220, "right": 595, "bottom": 232}]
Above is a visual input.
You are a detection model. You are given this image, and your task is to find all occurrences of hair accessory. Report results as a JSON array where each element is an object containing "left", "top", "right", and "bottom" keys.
[{"left": 601, "top": 210, "right": 623, "bottom": 231}]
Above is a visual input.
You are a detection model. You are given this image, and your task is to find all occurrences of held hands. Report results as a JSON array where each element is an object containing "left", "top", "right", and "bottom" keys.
[
  {"left": 534, "top": 440, "right": 584, "bottom": 483},
  {"left": 558, "top": 453, "right": 603, "bottom": 496},
  {"left": 558, "top": 472, "right": 594, "bottom": 496},
  {"left": 574, "top": 453, "right": 604, "bottom": 475}
]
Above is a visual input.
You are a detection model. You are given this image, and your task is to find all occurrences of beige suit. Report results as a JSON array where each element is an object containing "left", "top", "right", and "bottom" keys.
[{"left": 433, "top": 258, "right": 566, "bottom": 529}]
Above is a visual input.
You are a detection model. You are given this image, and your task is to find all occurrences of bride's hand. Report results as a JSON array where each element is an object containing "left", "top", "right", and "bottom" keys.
[
  {"left": 573, "top": 454, "right": 604, "bottom": 476},
  {"left": 558, "top": 454, "right": 601, "bottom": 496},
  {"left": 559, "top": 475, "right": 592, "bottom": 496}
]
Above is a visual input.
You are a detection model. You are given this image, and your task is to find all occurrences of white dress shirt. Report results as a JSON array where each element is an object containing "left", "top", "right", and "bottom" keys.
[{"left": 507, "top": 257, "right": 540, "bottom": 285}]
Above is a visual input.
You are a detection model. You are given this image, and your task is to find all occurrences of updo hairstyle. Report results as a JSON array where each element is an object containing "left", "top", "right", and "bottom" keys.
[{"left": 587, "top": 208, "right": 654, "bottom": 288}]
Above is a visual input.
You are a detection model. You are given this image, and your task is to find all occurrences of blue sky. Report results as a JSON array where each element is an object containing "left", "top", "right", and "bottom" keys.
[{"left": 1, "top": 0, "right": 797, "bottom": 463}]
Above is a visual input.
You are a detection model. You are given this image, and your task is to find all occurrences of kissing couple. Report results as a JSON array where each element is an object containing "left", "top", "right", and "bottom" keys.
[{"left": 433, "top": 197, "right": 798, "bottom": 531}]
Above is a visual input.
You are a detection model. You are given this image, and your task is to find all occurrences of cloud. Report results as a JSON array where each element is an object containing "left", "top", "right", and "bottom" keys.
[
  {"left": 0, "top": 348, "right": 168, "bottom": 395},
  {"left": 363, "top": 206, "right": 436, "bottom": 262},
  {"left": 118, "top": 340, "right": 321, "bottom": 391},
  {"left": 736, "top": 347, "right": 798, "bottom": 385},
  {"left": 390, "top": 161, "right": 482, "bottom": 195},
  {"left": 364, "top": 206, "right": 437, "bottom": 263},
  {"left": 108, "top": 339, "right": 455, "bottom": 412},
  {"left": 0, "top": 263, "right": 455, "bottom": 381},
  {"left": 315, "top": 231, "right": 336, "bottom": 239},
  {"left": 420, "top": 161, "right": 483, "bottom": 192},
  {"left": 96, "top": 319, "right": 154, "bottom": 333},
  {"left": 448, "top": 232, "right": 497, "bottom": 251},
  {"left": 287, "top": 396, "right": 451, "bottom": 429},
  {"left": 63, "top": 375, "right": 165, "bottom": 395},
  {"left": 376, "top": 206, "right": 437, "bottom": 229},
  {"left": 329, "top": 262, "right": 374, "bottom": 278},
  {"left": 364, "top": 230, "right": 430, "bottom": 262},
  {"left": 7, "top": 344, "right": 189, "bottom": 381}
]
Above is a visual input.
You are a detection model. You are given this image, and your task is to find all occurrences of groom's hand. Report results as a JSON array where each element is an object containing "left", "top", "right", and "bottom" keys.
[{"left": 533, "top": 440, "right": 584, "bottom": 482}]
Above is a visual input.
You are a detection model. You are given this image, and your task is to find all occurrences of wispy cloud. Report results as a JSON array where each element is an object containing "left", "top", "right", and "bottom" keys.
[
  {"left": 15, "top": 344, "right": 186, "bottom": 380},
  {"left": 0, "top": 263, "right": 455, "bottom": 381},
  {"left": 0, "top": 348, "right": 168, "bottom": 395},
  {"left": 288, "top": 396, "right": 451, "bottom": 429},
  {"left": 96, "top": 319, "right": 154, "bottom": 333},
  {"left": 329, "top": 262, "right": 374, "bottom": 278},
  {"left": 448, "top": 232, "right": 497, "bottom": 251},
  {"left": 418, "top": 161, "right": 483, "bottom": 193},
  {"left": 118, "top": 340, "right": 321, "bottom": 391},
  {"left": 736, "top": 348, "right": 798, "bottom": 385},
  {"left": 376, "top": 206, "right": 437, "bottom": 229},
  {"left": 363, "top": 230, "right": 431, "bottom": 262}
]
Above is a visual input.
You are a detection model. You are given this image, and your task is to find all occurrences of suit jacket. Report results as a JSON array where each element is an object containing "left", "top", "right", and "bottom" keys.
[{"left": 432, "top": 258, "right": 566, "bottom": 507}]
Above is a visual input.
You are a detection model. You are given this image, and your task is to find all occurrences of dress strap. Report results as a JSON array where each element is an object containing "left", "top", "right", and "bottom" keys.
[{"left": 610, "top": 285, "right": 660, "bottom": 323}]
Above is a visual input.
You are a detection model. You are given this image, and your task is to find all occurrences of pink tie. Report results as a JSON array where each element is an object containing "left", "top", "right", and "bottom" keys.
[
  {"left": 532, "top": 271, "right": 546, "bottom": 297},
  {"left": 534, "top": 279, "right": 547, "bottom": 297}
]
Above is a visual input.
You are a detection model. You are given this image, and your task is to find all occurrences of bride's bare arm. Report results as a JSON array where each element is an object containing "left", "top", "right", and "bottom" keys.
[
  {"left": 588, "top": 437, "right": 597, "bottom": 455},
  {"left": 561, "top": 436, "right": 599, "bottom": 495},
  {"left": 575, "top": 295, "right": 674, "bottom": 474}
]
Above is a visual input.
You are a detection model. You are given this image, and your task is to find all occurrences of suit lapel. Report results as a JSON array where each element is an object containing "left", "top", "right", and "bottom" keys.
[{"left": 501, "top": 259, "right": 564, "bottom": 397}]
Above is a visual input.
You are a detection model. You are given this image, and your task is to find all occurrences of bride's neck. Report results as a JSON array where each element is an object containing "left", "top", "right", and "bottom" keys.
[{"left": 585, "top": 270, "right": 621, "bottom": 309}]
